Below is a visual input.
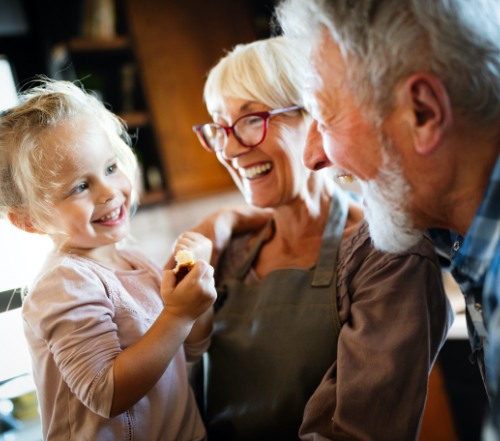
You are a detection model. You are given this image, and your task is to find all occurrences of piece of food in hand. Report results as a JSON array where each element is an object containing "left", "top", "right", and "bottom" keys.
[{"left": 173, "top": 250, "right": 195, "bottom": 283}]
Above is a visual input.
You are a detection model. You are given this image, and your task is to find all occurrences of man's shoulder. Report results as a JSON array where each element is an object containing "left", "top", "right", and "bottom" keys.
[{"left": 343, "top": 221, "right": 439, "bottom": 264}]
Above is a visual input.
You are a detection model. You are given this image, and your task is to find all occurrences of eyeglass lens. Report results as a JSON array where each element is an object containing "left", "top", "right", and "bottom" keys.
[
  {"left": 203, "top": 114, "right": 266, "bottom": 151},
  {"left": 201, "top": 124, "right": 225, "bottom": 150}
]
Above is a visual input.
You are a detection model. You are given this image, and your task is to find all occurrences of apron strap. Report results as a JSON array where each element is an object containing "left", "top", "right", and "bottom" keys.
[{"left": 311, "top": 188, "right": 349, "bottom": 287}]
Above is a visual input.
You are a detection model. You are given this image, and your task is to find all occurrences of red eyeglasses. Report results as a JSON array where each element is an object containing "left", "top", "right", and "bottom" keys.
[{"left": 192, "top": 105, "right": 302, "bottom": 152}]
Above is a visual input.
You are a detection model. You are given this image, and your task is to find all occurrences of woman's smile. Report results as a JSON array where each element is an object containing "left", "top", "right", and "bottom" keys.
[{"left": 238, "top": 162, "right": 273, "bottom": 180}]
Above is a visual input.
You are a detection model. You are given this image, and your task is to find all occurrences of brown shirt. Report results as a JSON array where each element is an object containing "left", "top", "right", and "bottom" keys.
[
  {"left": 299, "top": 222, "right": 453, "bottom": 441},
  {"left": 214, "top": 221, "right": 452, "bottom": 441}
]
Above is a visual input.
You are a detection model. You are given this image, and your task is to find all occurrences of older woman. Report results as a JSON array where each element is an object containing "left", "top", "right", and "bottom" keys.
[{"left": 191, "top": 36, "right": 452, "bottom": 441}]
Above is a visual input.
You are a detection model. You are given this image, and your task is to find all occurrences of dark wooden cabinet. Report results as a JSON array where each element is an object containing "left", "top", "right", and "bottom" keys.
[{"left": 124, "top": 0, "right": 262, "bottom": 200}]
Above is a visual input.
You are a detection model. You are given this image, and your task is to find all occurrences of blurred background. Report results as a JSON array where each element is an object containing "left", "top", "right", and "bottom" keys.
[
  {"left": 0, "top": 1, "right": 489, "bottom": 440},
  {"left": 0, "top": 0, "right": 280, "bottom": 204}
]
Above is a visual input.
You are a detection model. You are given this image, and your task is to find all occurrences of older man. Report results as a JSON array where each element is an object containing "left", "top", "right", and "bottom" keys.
[{"left": 277, "top": 0, "right": 500, "bottom": 439}]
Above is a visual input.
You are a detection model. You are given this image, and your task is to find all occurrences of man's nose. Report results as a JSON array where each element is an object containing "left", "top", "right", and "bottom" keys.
[{"left": 303, "top": 120, "right": 331, "bottom": 171}]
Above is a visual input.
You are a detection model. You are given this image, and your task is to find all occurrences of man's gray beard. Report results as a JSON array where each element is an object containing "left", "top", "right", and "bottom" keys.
[{"left": 359, "top": 150, "right": 423, "bottom": 254}]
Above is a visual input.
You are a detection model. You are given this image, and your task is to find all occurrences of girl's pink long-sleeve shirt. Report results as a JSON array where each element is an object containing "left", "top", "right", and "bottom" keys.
[{"left": 23, "top": 248, "right": 207, "bottom": 441}]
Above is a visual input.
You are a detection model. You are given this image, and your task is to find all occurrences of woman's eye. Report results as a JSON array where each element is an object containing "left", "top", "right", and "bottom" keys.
[{"left": 246, "top": 116, "right": 263, "bottom": 125}]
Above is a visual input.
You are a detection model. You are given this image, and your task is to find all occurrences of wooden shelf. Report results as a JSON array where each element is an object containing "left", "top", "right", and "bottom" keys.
[
  {"left": 67, "top": 36, "right": 130, "bottom": 52},
  {"left": 119, "top": 111, "right": 149, "bottom": 128}
]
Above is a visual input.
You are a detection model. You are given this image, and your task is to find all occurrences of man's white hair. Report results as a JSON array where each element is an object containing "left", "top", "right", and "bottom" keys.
[{"left": 277, "top": 0, "right": 500, "bottom": 124}]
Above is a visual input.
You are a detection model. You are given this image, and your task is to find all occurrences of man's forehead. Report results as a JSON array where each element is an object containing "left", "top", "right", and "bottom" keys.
[
  {"left": 303, "top": 70, "right": 325, "bottom": 117},
  {"left": 303, "top": 33, "right": 342, "bottom": 116},
  {"left": 305, "top": 62, "right": 325, "bottom": 94}
]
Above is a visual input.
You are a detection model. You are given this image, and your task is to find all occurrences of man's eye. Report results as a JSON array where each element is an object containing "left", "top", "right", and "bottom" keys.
[{"left": 317, "top": 121, "right": 328, "bottom": 133}]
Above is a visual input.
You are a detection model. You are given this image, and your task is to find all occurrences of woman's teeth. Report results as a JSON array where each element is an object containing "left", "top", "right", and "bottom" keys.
[
  {"left": 240, "top": 163, "right": 272, "bottom": 179},
  {"left": 99, "top": 207, "right": 120, "bottom": 222}
]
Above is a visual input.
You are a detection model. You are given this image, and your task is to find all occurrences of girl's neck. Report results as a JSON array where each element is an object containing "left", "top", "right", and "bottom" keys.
[{"left": 56, "top": 243, "right": 133, "bottom": 270}]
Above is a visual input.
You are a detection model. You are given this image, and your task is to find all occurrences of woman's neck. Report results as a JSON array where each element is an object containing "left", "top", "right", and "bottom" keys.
[{"left": 252, "top": 183, "right": 335, "bottom": 275}]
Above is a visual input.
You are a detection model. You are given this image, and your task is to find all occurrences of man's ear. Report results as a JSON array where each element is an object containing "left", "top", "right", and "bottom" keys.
[
  {"left": 7, "top": 210, "right": 40, "bottom": 234},
  {"left": 400, "top": 73, "right": 452, "bottom": 156}
]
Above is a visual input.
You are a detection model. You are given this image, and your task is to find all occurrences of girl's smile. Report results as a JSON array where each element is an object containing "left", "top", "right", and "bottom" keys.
[{"left": 92, "top": 205, "right": 126, "bottom": 226}]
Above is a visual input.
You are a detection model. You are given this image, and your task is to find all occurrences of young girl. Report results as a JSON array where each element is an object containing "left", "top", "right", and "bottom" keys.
[{"left": 0, "top": 79, "right": 216, "bottom": 440}]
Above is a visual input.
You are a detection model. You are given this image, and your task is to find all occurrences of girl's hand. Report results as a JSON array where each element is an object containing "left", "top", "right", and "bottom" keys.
[
  {"left": 165, "top": 231, "right": 213, "bottom": 270},
  {"left": 174, "top": 231, "right": 213, "bottom": 263},
  {"left": 161, "top": 261, "right": 216, "bottom": 321},
  {"left": 111, "top": 259, "right": 216, "bottom": 416}
]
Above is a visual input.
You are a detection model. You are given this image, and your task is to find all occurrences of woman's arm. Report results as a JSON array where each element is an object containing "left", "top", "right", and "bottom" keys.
[
  {"left": 185, "top": 307, "right": 213, "bottom": 345},
  {"left": 189, "top": 205, "right": 272, "bottom": 267}
]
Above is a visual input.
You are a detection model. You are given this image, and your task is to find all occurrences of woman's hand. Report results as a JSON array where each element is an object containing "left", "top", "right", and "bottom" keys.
[{"left": 192, "top": 205, "right": 273, "bottom": 265}]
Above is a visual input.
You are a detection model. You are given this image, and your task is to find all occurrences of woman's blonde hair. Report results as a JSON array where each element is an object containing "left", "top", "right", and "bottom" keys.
[
  {"left": 0, "top": 78, "right": 138, "bottom": 230},
  {"left": 204, "top": 36, "right": 309, "bottom": 115}
]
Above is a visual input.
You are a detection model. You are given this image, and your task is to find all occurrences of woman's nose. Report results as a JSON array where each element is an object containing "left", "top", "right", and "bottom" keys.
[
  {"left": 220, "top": 132, "right": 248, "bottom": 160},
  {"left": 303, "top": 120, "right": 331, "bottom": 171}
]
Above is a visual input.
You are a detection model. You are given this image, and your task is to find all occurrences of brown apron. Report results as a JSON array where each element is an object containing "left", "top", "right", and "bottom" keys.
[{"left": 203, "top": 190, "right": 349, "bottom": 441}]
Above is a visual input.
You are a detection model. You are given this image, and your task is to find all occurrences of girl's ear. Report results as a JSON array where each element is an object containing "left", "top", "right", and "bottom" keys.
[
  {"left": 399, "top": 73, "right": 452, "bottom": 156},
  {"left": 7, "top": 210, "right": 40, "bottom": 234}
]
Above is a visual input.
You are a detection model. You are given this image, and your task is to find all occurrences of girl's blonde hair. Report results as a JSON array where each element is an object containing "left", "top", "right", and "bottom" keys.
[
  {"left": 204, "top": 36, "right": 309, "bottom": 115},
  {"left": 0, "top": 78, "right": 138, "bottom": 230}
]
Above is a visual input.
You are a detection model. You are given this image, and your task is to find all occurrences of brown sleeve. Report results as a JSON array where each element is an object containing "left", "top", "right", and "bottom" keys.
[{"left": 300, "top": 225, "right": 452, "bottom": 441}]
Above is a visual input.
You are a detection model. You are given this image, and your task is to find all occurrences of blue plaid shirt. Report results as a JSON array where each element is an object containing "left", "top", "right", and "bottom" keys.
[{"left": 432, "top": 153, "right": 500, "bottom": 438}]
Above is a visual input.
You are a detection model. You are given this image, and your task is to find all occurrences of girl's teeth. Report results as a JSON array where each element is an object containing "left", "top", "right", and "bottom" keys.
[
  {"left": 100, "top": 208, "right": 120, "bottom": 221},
  {"left": 240, "top": 163, "right": 272, "bottom": 179}
]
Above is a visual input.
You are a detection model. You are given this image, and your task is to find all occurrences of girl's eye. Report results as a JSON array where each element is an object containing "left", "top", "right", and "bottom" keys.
[
  {"left": 72, "top": 182, "right": 89, "bottom": 195},
  {"left": 106, "top": 163, "right": 118, "bottom": 174}
]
